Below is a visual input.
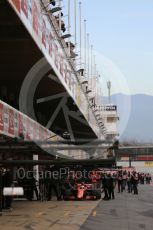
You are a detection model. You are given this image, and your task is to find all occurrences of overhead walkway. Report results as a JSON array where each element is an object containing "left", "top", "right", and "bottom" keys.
[
  {"left": 0, "top": 0, "right": 106, "bottom": 142},
  {"left": 0, "top": 0, "right": 119, "bottom": 160}
]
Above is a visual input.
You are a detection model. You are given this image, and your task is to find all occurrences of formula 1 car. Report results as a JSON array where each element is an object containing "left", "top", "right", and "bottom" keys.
[{"left": 63, "top": 182, "right": 101, "bottom": 201}]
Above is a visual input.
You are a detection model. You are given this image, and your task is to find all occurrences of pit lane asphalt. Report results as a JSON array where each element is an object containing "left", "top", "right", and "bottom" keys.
[
  {"left": 0, "top": 184, "right": 153, "bottom": 230},
  {"left": 0, "top": 199, "right": 100, "bottom": 230},
  {"left": 80, "top": 184, "right": 153, "bottom": 230}
]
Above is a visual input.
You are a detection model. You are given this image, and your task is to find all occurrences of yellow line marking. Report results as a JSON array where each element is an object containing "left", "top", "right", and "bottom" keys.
[
  {"left": 64, "top": 211, "right": 70, "bottom": 216},
  {"left": 92, "top": 210, "right": 97, "bottom": 217},
  {"left": 38, "top": 212, "right": 43, "bottom": 216},
  {"left": 35, "top": 212, "right": 44, "bottom": 217}
]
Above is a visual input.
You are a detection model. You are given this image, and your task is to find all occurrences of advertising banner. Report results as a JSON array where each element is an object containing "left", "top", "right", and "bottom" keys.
[
  {"left": 0, "top": 100, "right": 53, "bottom": 141},
  {"left": 0, "top": 103, "right": 4, "bottom": 132},
  {"left": 14, "top": 111, "right": 18, "bottom": 137},
  {"left": 32, "top": 0, "right": 39, "bottom": 35},
  {"left": 144, "top": 162, "right": 153, "bottom": 167},
  {"left": 8, "top": 108, "right": 14, "bottom": 136},
  {"left": 33, "top": 121, "right": 36, "bottom": 141},
  {"left": 21, "top": 0, "right": 28, "bottom": 18},
  {"left": 26, "top": 117, "right": 31, "bottom": 140},
  {"left": 18, "top": 113, "right": 23, "bottom": 136},
  {"left": 11, "top": 0, "right": 20, "bottom": 13}
]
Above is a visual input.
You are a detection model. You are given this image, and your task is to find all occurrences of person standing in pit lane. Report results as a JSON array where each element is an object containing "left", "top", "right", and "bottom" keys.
[
  {"left": 107, "top": 173, "right": 116, "bottom": 200},
  {"left": 122, "top": 171, "right": 127, "bottom": 191},
  {"left": 139, "top": 173, "right": 145, "bottom": 184},
  {"left": 127, "top": 172, "right": 132, "bottom": 193},
  {"left": 131, "top": 171, "right": 139, "bottom": 195},
  {"left": 146, "top": 173, "right": 152, "bottom": 184},
  {"left": 117, "top": 171, "right": 123, "bottom": 193},
  {"left": 101, "top": 173, "right": 109, "bottom": 200}
]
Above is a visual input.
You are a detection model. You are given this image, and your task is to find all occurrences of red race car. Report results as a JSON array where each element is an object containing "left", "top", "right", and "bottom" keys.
[{"left": 63, "top": 182, "right": 101, "bottom": 201}]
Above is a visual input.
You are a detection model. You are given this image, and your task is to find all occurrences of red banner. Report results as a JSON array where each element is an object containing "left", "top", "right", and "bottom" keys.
[
  {"left": 0, "top": 100, "right": 53, "bottom": 141},
  {"left": 49, "top": 32, "right": 54, "bottom": 57},
  {"left": 26, "top": 117, "right": 30, "bottom": 140},
  {"left": 21, "top": 0, "right": 28, "bottom": 18},
  {"left": 42, "top": 18, "right": 46, "bottom": 48},
  {"left": 11, "top": 0, "right": 21, "bottom": 12},
  {"left": 39, "top": 126, "right": 43, "bottom": 141},
  {"left": 18, "top": 113, "right": 23, "bottom": 136},
  {"left": 8, "top": 108, "right": 14, "bottom": 135},
  {"left": 44, "top": 130, "right": 48, "bottom": 141},
  {"left": 64, "top": 64, "right": 68, "bottom": 83},
  {"left": 60, "top": 55, "right": 64, "bottom": 76},
  {"left": 29, "top": 120, "right": 33, "bottom": 140},
  {"left": 33, "top": 122, "right": 37, "bottom": 141},
  {"left": 32, "top": 1, "right": 39, "bottom": 35},
  {"left": 0, "top": 103, "right": 4, "bottom": 132},
  {"left": 42, "top": 129, "right": 47, "bottom": 141},
  {"left": 54, "top": 44, "right": 58, "bottom": 69}
]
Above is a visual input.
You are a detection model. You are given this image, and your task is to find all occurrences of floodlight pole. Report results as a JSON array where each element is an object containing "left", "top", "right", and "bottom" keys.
[
  {"left": 87, "top": 33, "right": 90, "bottom": 82},
  {"left": 68, "top": 0, "right": 71, "bottom": 56},
  {"left": 79, "top": 2, "right": 82, "bottom": 68},
  {"left": 90, "top": 45, "right": 93, "bottom": 89},
  {"left": 107, "top": 81, "right": 111, "bottom": 104},
  {"left": 74, "top": 0, "right": 77, "bottom": 66},
  {"left": 84, "top": 19, "right": 87, "bottom": 77}
]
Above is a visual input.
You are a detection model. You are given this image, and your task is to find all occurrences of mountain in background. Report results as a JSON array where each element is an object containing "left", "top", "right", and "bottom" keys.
[{"left": 103, "top": 94, "right": 153, "bottom": 143}]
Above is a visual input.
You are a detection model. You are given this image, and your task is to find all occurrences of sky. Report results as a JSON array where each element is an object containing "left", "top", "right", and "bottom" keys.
[{"left": 63, "top": 0, "right": 153, "bottom": 96}]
